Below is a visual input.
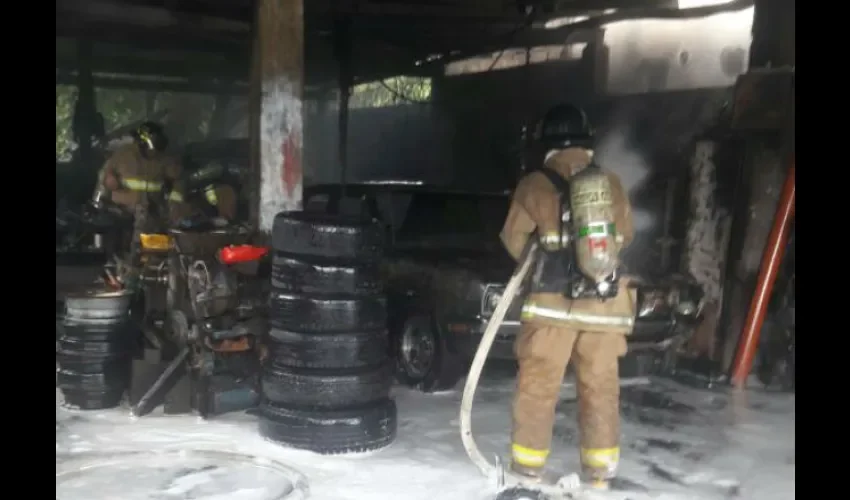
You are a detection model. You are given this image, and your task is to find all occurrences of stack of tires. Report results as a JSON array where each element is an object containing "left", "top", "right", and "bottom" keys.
[
  {"left": 259, "top": 211, "right": 397, "bottom": 454},
  {"left": 57, "top": 290, "right": 136, "bottom": 410}
]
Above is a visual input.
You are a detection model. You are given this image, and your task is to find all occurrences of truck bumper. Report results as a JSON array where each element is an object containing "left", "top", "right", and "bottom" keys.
[{"left": 449, "top": 319, "right": 522, "bottom": 361}]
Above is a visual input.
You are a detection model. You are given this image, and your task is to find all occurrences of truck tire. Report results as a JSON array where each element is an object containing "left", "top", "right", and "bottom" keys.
[
  {"left": 267, "top": 328, "right": 388, "bottom": 370},
  {"left": 271, "top": 212, "right": 384, "bottom": 261},
  {"left": 258, "top": 399, "right": 397, "bottom": 455},
  {"left": 270, "top": 253, "right": 382, "bottom": 296},
  {"left": 261, "top": 363, "right": 392, "bottom": 409},
  {"left": 269, "top": 292, "right": 387, "bottom": 333},
  {"left": 394, "top": 315, "right": 465, "bottom": 393}
]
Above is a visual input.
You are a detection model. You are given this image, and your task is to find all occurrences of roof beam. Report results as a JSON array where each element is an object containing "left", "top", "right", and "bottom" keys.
[
  {"left": 56, "top": 70, "right": 249, "bottom": 95},
  {"left": 56, "top": 0, "right": 250, "bottom": 41}
]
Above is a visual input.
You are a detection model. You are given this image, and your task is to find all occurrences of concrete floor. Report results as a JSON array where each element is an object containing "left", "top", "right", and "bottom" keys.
[{"left": 56, "top": 370, "right": 795, "bottom": 500}]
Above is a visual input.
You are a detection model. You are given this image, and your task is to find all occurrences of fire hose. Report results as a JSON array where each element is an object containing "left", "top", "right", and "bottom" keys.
[{"left": 459, "top": 241, "right": 538, "bottom": 485}]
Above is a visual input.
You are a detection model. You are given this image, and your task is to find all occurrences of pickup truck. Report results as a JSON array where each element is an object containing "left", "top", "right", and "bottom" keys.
[{"left": 304, "top": 182, "right": 705, "bottom": 392}]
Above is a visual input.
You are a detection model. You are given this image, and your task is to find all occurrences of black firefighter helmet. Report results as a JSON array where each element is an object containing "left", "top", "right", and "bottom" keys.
[
  {"left": 538, "top": 103, "right": 594, "bottom": 150},
  {"left": 133, "top": 121, "right": 169, "bottom": 156}
]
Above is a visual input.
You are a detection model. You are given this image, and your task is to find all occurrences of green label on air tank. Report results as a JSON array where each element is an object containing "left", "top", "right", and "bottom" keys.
[{"left": 578, "top": 223, "right": 616, "bottom": 237}]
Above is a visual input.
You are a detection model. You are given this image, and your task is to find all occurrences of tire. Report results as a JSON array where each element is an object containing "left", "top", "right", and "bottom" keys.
[
  {"left": 56, "top": 299, "right": 65, "bottom": 340},
  {"left": 64, "top": 289, "right": 133, "bottom": 321},
  {"left": 57, "top": 336, "right": 134, "bottom": 357},
  {"left": 269, "top": 292, "right": 387, "bottom": 333},
  {"left": 258, "top": 399, "right": 397, "bottom": 454},
  {"left": 394, "top": 315, "right": 465, "bottom": 393},
  {"left": 61, "top": 387, "right": 125, "bottom": 410},
  {"left": 59, "top": 319, "right": 134, "bottom": 342},
  {"left": 270, "top": 253, "right": 382, "bottom": 296},
  {"left": 267, "top": 328, "right": 388, "bottom": 370},
  {"left": 271, "top": 211, "right": 384, "bottom": 260},
  {"left": 56, "top": 352, "right": 130, "bottom": 375},
  {"left": 261, "top": 363, "right": 392, "bottom": 409},
  {"left": 56, "top": 367, "right": 130, "bottom": 392}
]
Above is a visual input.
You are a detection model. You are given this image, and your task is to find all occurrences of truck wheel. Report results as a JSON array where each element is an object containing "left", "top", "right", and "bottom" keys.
[
  {"left": 271, "top": 212, "right": 384, "bottom": 260},
  {"left": 271, "top": 254, "right": 382, "bottom": 296},
  {"left": 394, "top": 316, "right": 465, "bottom": 393},
  {"left": 267, "top": 328, "right": 388, "bottom": 370},
  {"left": 258, "top": 399, "right": 397, "bottom": 455},
  {"left": 262, "top": 363, "right": 392, "bottom": 409},
  {"left": 269, "top": 292, "right": 387, "bottom": 333}
]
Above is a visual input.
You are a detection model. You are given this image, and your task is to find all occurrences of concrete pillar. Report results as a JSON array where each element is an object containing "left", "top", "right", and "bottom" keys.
[{"left": 255, "top": 0, "right": 305, "bottom": 234}]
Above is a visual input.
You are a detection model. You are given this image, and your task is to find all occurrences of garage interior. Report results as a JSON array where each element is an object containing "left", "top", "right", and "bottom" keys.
[{"left": 56, "top": 0, "right": 795, "bottom": 498}]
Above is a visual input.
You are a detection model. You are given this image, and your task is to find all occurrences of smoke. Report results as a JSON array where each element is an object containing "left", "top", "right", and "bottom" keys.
[{"left": 593, "top": 126, "right": 655, "bottom": 231}]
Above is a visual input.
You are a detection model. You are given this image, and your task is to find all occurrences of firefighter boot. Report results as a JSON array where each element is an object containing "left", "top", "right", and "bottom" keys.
[{"left": 510, "top": 462, "right": 545, "bottom": 483}]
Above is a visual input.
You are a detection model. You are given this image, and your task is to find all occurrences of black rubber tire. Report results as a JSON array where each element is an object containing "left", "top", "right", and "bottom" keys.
[
  {"left": 258, "top": 398, "right": 397, "bottom": 454},
  {"left": 271, "top": 211, "right": 384, "bottom": 260},
  {"left": 60, "top": 319, "right": 134, "bottom": 343},
  {"left": 394, "top": 315, "right": 466, "bottom": 393},
  {"left": 57, "top": 336, "right": 134, "bottom": 357},
  {"left": 270, "top": 253, "right": 382, "bottom": 296},
  {"left": 61, "top": 387, "right": 125, "bottom": 410},
  {"left": 56, "top": 367, "right": 130, "bottom": 392},
  {"left": 269, "top": 292, "right": 387, "bottom": 333},
  {"left": 267, "top": 328, "right": 388, "bottom": 370},
  {"left": 64, "top": 289, "right": 133, "bottom": 321},
  {"left": 261, "top": 363, "right": 392, "bottom": 409},
  {"left": 56, "top": 352, "right": 130, "bottom": 375}
]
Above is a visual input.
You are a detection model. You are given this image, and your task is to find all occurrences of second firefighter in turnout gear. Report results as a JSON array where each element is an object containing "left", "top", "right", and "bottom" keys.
[
  {"left": 184, "top": 162, "right": 240, "bottom": 222},
  {"left": 500, "top": 104, "right": 636, "bottom": 489}
]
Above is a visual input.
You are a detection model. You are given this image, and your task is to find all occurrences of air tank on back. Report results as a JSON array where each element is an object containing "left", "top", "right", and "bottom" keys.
[{"left": 569, "top": 164, "right": 620, "bottom": 282}]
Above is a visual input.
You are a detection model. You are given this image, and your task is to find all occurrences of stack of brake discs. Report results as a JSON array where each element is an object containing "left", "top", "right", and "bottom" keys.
[
  {"left": 258, "top": 211, "right": 398, "bottom": 454},
  {"left": 57, "top": 289, "right": 137, "bottom": 410}
]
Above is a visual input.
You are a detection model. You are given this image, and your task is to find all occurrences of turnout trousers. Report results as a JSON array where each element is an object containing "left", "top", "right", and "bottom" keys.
[{"left": 511, "top": 322, "right": 627, "bottom": 483}]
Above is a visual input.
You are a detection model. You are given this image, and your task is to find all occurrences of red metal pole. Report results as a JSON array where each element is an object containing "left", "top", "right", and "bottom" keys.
[{"left": 730, "top": 155, "right": 795, "bottom": 387}]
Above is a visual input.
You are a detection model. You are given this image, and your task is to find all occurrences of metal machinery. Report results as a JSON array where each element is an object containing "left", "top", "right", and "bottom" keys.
[{"left": 130, "top": 225, "right": 269, "bottom": 417}]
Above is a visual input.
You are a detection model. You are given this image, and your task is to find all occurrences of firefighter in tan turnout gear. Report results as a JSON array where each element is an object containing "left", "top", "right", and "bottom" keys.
[
  {"left": 94, "top": 122, "right": 189, "bottom": 288},
  {"left": 95, "top": 121, "right": 187, "bottom": 221},
  {"left": 500, "top": 104, "right": 636, "bottom": 490}
]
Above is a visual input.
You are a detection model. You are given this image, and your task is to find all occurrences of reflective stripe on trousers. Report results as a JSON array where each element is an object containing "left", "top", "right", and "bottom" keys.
[
  {"left": 512, "top": 443, "right": 549, "bottom": 468},
  {"left": 521, "top": 303, "right": 634, "bottom": 327},
  {"left": 581, "top": 447, "right": 620, "bottom": 479}
]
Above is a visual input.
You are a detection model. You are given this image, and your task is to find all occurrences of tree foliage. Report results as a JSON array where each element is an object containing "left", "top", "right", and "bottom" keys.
[
  {"left": 56, "top": 85, "right": 216, "bottom": 161},
  {"left": 350, "top": 76, "right": 432, "bottom": 108}
]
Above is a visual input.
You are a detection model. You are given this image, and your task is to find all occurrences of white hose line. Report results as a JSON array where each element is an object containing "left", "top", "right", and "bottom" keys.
[{"left": 460, "top": 242, "right": 538, "bottom": 484}]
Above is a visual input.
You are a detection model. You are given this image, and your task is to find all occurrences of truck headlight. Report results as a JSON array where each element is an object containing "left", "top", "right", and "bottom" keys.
[{"left": 482, "top": 285, "right": 505, "bottom": 317}]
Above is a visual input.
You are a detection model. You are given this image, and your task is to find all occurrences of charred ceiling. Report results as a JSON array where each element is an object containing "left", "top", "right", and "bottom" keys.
[{"left": 56, "top": 0, "right": 754, "bottom": 92}]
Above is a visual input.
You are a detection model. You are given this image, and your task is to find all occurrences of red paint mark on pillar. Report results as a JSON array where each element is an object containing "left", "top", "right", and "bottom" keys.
[{"left": 281, "top": 128, "right": 302, "bottom": 197}]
